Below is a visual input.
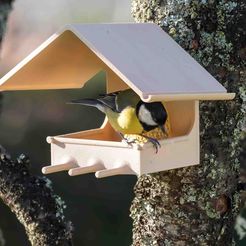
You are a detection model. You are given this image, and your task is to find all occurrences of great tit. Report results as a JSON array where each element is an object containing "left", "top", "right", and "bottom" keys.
[{"left": 69, "top": 89, "right": 168, "bottom": 151}]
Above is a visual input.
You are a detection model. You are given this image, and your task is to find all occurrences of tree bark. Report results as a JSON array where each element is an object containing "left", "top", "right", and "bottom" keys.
[
  {"left": 0, "top": 152, "right": 73, "bottom": 246},
  {"left": 130, "top": 0, "right": 245, "bottom": 245},
  {"left": 0, "top": 1, "right": 73, "bottom": 245}
]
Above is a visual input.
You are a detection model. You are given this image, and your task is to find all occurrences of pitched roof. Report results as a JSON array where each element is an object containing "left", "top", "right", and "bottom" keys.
[{"left": 0, "top": 23, "right": 234, "bottom": 101}]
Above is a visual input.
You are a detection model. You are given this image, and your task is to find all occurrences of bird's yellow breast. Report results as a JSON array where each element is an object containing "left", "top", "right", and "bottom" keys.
[{"left": 105, "top": 107, "right": 143, "bottom": 134}]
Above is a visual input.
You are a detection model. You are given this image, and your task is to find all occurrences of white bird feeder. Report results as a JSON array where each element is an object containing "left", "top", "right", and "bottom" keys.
[{"left": 0, "top": 23, "right": 235, "bottom": 178}]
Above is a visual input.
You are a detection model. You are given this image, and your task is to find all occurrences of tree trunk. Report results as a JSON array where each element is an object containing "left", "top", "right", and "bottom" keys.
[
  {"left": 130, "top": 0, "right": 245, "bottom": 245},
  {"left": 0, "top": 2, "right": 73, "bottom": 245}
]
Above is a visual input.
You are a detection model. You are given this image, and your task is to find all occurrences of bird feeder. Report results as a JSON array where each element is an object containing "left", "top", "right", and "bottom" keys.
[{"left": 0, "top": 23, "right": 234, "bottom": 178}]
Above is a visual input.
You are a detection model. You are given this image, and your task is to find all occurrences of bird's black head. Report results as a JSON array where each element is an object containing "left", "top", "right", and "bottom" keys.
[{"left": 136, "top": 101, "right": 168, "bottom": 132}]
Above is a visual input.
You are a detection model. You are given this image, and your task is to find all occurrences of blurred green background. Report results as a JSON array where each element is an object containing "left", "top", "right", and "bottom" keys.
[{"left": 0, "top": 1, "right": 136, "bottom": 245}]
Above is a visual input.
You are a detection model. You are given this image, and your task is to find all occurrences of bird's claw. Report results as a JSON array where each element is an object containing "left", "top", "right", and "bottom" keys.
[
  {"left": 140, "top": 135, "right": 161, "bottom": 153},
  {"left": 119, "top": 133, "right": 161, "bottom": 153},
  {"left": 126, "top": 139, "right": 138, "bottom": 145},
  {"left": 147, "top": 137, "right": 161, "bottom": 153},
  {"left": 122, "top": 138, "right": 137, "bottom": 145},
  {"left": 119, "top": 133, "right": 137, "bottom": 146}
]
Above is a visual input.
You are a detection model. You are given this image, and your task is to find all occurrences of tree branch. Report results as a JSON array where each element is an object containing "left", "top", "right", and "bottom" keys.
[{"left": 0, "top": 151, "right": 73, "bottom": 245}]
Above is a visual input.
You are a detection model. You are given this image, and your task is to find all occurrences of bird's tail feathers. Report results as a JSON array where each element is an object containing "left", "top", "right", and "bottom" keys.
[{"left": 68, "top": 99, "right": 105, "bottom": 112}]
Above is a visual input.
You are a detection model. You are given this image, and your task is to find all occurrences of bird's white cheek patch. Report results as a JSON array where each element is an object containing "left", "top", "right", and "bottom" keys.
[{"left": 138, "top": 104, "right": 157, "bottom": 126}]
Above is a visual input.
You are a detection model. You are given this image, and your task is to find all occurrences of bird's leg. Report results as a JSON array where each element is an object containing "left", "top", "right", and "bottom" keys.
[
  {"left": 140, "top": 134, "right": 161, "bottom": 153},
  {"left": 119, "top": 132, "right": 127, "bottom": 142},
  {"left": 118, "top": 133, "right": 137, "bottom": 145}
]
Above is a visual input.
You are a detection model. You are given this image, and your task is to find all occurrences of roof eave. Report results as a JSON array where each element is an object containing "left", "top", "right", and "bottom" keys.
[{"left": 141, "top": 92, "right": 236, "bottom": 102}]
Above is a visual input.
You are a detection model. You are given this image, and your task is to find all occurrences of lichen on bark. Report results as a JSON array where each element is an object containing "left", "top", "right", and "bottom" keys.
[{"left": 130, "top": 0, "right": 245, "bottom": 245}]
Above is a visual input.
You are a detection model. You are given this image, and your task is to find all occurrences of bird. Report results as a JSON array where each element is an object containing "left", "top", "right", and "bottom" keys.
[{"left": 69, "top": 89, "right": 168, "bottom": 152}]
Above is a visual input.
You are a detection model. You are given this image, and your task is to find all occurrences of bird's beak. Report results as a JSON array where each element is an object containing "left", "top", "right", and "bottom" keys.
[{"left": 159, "top": 125, "right": 166, "bottom": 135}]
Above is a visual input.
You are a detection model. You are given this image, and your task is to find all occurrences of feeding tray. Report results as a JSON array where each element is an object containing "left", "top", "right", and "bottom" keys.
[{"left": 0, "top": 23, "right": 235, "bottom": 178}]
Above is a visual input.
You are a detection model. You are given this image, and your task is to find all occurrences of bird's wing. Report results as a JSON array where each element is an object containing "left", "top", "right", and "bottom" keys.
[
  {"left": 97, "top": 92, "right": 120, "bottom": 112},
  {"left": 97, "top": 89, "right": 140, "bottom": 112},
  {"left": 115, "top": 89, "right": 140, "bottom": 112},
  {"left": 72, "top": 89, "right": 141, "bottom": 113}
]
